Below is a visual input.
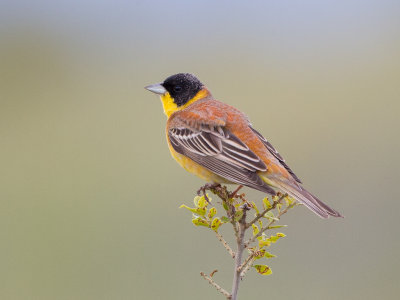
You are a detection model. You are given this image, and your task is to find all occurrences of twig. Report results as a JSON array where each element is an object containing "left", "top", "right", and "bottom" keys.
[
  {"left": 200, "top": 272, "right": 231, "bottom": 299},
  {"left": 209, "top": 185, "right": 239, "bottom": 237},
  {"left": 240, "top": 257, "right": 256, "bottom": 280},
  {"left": 238, "top": 251, "right": 256, "bottom": 273},
  {"left": 210, "top": 269, "right": 218, "bottom": 277},
  {"left": 215, "top": 231, "right": 235, "bottom": 259},
  {"left": 229, "top": 185, "right": 243, "bottom": 199},
  {"left": 227, "top": 203, "right": 239, "bottom": 238},
  {"left": 230, "top": 209, "right": 239, "bottom": 238},
  {"left": 244, "top": 203, "right": 295, "bottom": 248},
  {"left": 245, "top": 194, "right": 286, "bottom": 229},
  {"left": 231, "top": 207, "right": 247, "bottom": 300}
]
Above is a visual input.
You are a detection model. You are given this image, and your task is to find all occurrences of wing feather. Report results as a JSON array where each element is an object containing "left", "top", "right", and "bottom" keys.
[
  {"left": 168, "top": 125, "right": 275, "bottom": 194},
  {"left": 250, "top": 127, "right": 302, "bottom": 183}
]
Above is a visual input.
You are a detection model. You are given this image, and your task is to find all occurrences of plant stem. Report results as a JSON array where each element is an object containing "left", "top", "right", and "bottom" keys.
[
  {"left": 245, "top": 194, "right": 286, "bottom": 229},
  {"left": 238, "top": 252, "right": 256, "bottom": 273},
  {"left": 200, "top": 272, "right": 231, "bottom": 299},
  {"left": 231, "top": 209, "right": 247, "bottom": 300},
  {"left": 215, "top": 231, "right": 235, "bottom": 259},
  {"left": 240, "top": 256, "right": 256, "bottom": 280},
  {"left": 244, "top": 203, "right": 295, "bottom": 248}
]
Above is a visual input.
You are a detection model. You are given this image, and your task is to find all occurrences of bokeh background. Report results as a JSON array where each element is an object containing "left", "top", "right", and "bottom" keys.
[{"left": 1, "top": 1, "right": 399, "bottom": 299}]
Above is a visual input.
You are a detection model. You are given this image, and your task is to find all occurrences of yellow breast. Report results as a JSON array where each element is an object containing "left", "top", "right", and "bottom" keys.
[{"left": 166, "top": 137, "right": 229, "bottom": 184}]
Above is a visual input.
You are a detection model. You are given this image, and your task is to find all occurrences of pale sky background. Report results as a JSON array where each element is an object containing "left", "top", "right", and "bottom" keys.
[{"left": 1, "top": 1, "right": 400, "bottom": 299}]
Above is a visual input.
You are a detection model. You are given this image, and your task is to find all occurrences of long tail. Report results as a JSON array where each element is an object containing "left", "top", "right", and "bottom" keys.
[{"left": 262, "top": 177, "right": 343, "bottom": 219}]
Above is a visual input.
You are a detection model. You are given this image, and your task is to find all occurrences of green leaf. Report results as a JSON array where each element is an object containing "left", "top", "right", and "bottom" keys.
[
  {"left": 267, "top": 233, "right": 286, "bottom": 243},
  {"left": 251, "top": 201, "right": 260, "bottom": 214},
  {"left": 222, "top": 201, "right": 229, "bottom": 211},
  {"left": 257, "top": 232, "right": 266, "bottom": 241},
  {"left": 180, "top": 204, "right": 198, "bottom": 214},
  {"left": 234, "top": 210, "right": 244, "bottom": 222},
  {"left": 258, "top": 239, "right": 271, "bottom": 248},
  {"left": 276, "top": 203, "right": 282, "bottom": 213},
  {"left": 285, "top": 196, "right": 295, "bottom": 206},
  {"left": 211, "top": 218, "right": 222, "bottom": 232},
  {"left": 264, "top": 251, "right": 276, "bottom": 258},
  {"left": 208, "top": 207, "right": 217, "bottom": 219},
  {"left": 268, "top": 225, "right": 287, "bottom": 229},
  {"left": 254, "top": 249, "right": 265, "bottom": 259},
  {"left": 180, "top": 204, "right": 207, "bottom": 216},
  {"left": 268, "top": 236, "right": 279, "bottom": 243},
  {"left": 264, "top": 211, "right": 278, "bottom": 220},
  {"left": 262, "top": 197, "right": 271, "bottom": 209},
  {"left": 254, "top": 265, "right": 272, "bottom": 275},
  {"left": 193, "top": 196, "right": 200, "bottom": 207},
  {"left": 192, "top": 217, "right": 209, "bottom": 227},
  {"left": 197, "top": 207, "right": 207, "bottom": 216},
  {"left": 265, "top": 211, "right": 274, "bottom": 218},
  {"left": 194, "top": 195, "right": 209, "bottom": 208},
  {"left": 221, "top": 216, "right": 230, "bottom": 223},
  {"left": 252, "top": 224, "right": 259, "bottom": 236}
]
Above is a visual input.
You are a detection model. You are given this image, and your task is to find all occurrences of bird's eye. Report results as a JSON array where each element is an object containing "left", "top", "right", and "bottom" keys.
[{"left": 174, "top": 85, "right": 182, "bottom": 92}]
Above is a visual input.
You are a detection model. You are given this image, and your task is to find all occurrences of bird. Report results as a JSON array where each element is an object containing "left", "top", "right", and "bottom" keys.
[{"left": 145, "top": 73, "right": 342, "bottom": 218}]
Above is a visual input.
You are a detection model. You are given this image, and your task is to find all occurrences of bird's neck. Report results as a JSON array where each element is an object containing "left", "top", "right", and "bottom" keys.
[{"left": 162, "top": 88, "right": 212, "bottom": 118}]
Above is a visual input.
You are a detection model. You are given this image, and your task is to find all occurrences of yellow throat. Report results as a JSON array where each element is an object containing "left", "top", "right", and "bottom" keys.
[{"left": 160, "top": 89, "right": 208, "bottom": 118}]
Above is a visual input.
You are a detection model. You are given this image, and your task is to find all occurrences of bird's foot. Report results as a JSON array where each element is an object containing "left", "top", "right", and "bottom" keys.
[{"left": 197, "top": 183, "right": 221, "bottom": 202}]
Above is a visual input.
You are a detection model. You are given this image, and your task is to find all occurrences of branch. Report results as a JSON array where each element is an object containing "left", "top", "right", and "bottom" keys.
[
  {"left": 240, "top": 256, "right": 256, "bottom": 280},
  {"left": 231, "top": 206, "right": 248, "bottom": 300},
  {"left": 185, "top": 185, "right": 297, "bottom": 300},
  {"left": 215, "top": 231, "right": 235, "bottom": 259},
  {"left": 209, "top": 185, "right": 239, "bottom": 238},
  {"left": 245, "top": 194, "right": 286, "bottom": 229},
  {"left": 229, "top": 185, "right": 243, "bottom": 199},
  {"left": 245, "top": 203, "right": 296, "bottom": 248},
  {"left": 238, "top": 251, "right": 256, "bottom": 273},
  {"left": 200, "top": 272, "right": 231, "bottom": 299},
  {"left": 230, "top": 207, "right": 239, "bottom": 238}
]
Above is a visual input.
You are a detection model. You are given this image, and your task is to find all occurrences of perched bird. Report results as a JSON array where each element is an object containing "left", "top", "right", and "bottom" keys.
[{"left": 145, "top": 73, "right": 342, "bottom": 218}]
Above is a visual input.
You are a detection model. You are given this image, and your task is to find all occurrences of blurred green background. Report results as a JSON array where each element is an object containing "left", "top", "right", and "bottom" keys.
[{"left": 1, "top": 1, "right": 399, "bottom": 299}]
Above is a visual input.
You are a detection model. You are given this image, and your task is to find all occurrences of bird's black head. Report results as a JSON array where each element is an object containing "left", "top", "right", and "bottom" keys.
[{"left": 162, "top": 73, "right": 203, "bottom": 107}]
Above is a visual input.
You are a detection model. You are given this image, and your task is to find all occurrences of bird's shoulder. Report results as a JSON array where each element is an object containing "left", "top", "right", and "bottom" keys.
[{"left": 168, "top": 99, "right": 249, "bottom": 130}]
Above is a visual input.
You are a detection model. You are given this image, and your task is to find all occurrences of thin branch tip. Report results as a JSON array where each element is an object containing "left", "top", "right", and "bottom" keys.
[
  {"left": 200, "top": 271, "right": 231, "bottom": 299},
  {"left": 245, "top": 202, "right": 295, "bottom": 248},
  {"left": 215, "top": 231, "right": 235, "bottom": 259},
  {"left": 246, "top": 193, "right": 286, "bottom": 229}
]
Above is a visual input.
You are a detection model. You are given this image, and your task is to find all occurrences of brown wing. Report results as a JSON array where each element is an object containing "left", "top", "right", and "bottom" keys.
[
  {"left": 168, "top": 125, "right": 276, "bottom": 194},
  {"left": 250, "top": 127, "right": 302, "bottom": 183}
]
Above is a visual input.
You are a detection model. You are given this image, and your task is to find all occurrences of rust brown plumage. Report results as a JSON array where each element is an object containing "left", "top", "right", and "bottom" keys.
[{"left": 146, "top": 73, "right": 342, "bottom": 218}]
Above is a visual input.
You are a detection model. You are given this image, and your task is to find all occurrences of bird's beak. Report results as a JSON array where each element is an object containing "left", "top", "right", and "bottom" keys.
[{"left": 144, "top": 83, "right": 167, "bottom": 95}]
